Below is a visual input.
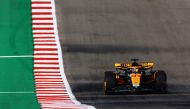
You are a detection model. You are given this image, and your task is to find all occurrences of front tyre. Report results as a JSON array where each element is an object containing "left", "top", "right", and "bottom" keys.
[
  {"left": 154, "top": 70, "right": 168, "bottom": 94},
  {"left": 104, "top": 71, "right": 116, "bottom": 95}
]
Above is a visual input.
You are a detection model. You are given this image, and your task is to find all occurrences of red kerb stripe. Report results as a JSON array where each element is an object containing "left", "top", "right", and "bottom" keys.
[
  {"left": 35, "top": 80, "right": 63, "bottom": 82},
  {"left": 34, "top": 71, "right": 60, "bottom": 73},
  {"left": 34, "top": 63, "right": 59, "bottom": 65},
  {"left": 34, "top": 67, "right": 60, "bottom": 69},
  {"left": 32, "top": 7, "right": 52, "bottom": 9},
  {"left": 37, "top": 97, "right": 70, "bottom": 99},
  {"left": 34, "top": 48, "right": 57, "bottom": 51},
  {"left": 33, "top": 28, "right": 54, "bottom": 30},
  {"left": 33, "top": 32, "right": 54, "bottom": 35},
  {"left": 34, "top": 74, "right": 61, "bottom": 76},
  {"left": 35, "top": 83, "right": 64, "bottom": 85},
  {"left": 32, "top": 12, "right": 52, "bottom": 15},
  {"left": 34, "top": 40, "right": 55, "bottom": 42},
  {"left": 32, "top": 2, "right": 51, "bottom": 4},
  {"left": 34, "top": 37, "right": 55, "bottom": 39},
  {"left": 32, "top": 18, "right": 53, "bottom": 20},
  {"left": 34, "top": 53, "right": 58, "bottom": 55},
  {"left": 36, "top": 87, "right": 65, "bottom": 89},
  {"left": 36, "top": 91, "right": 67, "bottom": 94},
  {"left": 34, "top": 58, "right": 58, "bottom": 60},
  {"left": 34, "top": 44, "right": 56, "bottom": 46},
  {"left": 33, "top": 23, "right": 53, "bottom": 25},
  {"left": 35, "top": 85, "right": 64, "bottom": 87}
]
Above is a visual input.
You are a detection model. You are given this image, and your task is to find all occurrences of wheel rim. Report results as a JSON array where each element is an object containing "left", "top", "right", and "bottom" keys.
[{"left": 104, "top": 81, "right": 107, "bottom": 91}]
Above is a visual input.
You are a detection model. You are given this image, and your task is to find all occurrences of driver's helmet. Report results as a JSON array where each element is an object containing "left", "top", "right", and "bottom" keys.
[{"left": 131, "top": 67, "right": 139, "bottom": 73}]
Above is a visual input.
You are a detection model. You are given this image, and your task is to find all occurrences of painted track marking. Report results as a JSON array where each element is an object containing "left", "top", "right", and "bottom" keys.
[
  {"left": 0, "top": 92, "right": 34, "bottom": 94},
  {"left": 0, "top": 55, "right": 33, "bottom": 58},
  {"left": 31, "top": 0, "right": 95, "bottom": 109}
]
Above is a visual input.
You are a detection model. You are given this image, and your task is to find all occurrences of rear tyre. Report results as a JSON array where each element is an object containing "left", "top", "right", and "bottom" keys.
[
  {"left": 154, "top": 70, "right": 168, "bottom": 94},
  {"left": 104, "top": 71, "right": 116, "bottom": 95}
]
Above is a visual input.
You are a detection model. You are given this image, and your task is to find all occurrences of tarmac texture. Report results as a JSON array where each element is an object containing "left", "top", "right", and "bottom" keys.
[{"left": 55, "top": 0, "right": 190, "bottom": 109}]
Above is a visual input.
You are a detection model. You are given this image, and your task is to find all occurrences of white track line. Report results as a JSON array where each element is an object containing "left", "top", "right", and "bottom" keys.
[
  {"left": 0, "top": 91, "right": 34, "bottom": 94},
  {"left": 0, "top": 55, "right": 33, "bottom": 58}
]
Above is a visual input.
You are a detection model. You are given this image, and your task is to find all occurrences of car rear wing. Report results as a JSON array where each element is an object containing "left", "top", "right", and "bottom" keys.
[
  {"left": 115, "top": 62, "right": 154, "bottom": 69},
  {"left": 115, "top": 63, "right": 132, "bottom": 69},
  {"left": 141, "top": 62, "right": 154, "bottom": 69}
]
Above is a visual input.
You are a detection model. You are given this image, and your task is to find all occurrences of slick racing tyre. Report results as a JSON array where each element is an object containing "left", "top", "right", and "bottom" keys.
[
  {"left": 154, "top": 70, "right": 168, "bottom": 94},
  {"left": 104, "top": 71, "right": 116, "bottom": 95}
]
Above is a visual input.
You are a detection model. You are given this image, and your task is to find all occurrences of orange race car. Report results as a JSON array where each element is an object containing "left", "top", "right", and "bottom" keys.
[{"left": 104, "top": 59, "right": 167, "bottom": 95}]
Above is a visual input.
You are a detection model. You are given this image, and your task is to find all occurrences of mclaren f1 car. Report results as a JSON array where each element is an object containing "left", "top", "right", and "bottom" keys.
[{"left": 104, "top": 59, "right": 167, "bottom": 95}]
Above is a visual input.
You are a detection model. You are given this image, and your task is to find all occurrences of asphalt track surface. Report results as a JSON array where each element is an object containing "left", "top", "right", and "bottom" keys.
[{"left": 55, "top": 0, "right": 190, "bottom": 109}]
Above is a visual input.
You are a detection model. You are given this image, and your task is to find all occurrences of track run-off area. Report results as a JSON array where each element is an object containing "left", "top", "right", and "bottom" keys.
[
  {"left": 0, "top": 0, "right": 95, "bottom": 109},
  {"left": 0, "top": 0, "right": 39, "bottom": 108}
]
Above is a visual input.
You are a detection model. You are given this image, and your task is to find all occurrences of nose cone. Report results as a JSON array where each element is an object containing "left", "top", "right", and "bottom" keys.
[{"left": 130, "top": 73, "right": 141, "bottom": 88}]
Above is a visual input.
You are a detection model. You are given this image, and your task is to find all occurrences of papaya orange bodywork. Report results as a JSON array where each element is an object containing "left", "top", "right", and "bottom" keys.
[{"left": 130, "top": 73, "right": 141, "bottom": 87}]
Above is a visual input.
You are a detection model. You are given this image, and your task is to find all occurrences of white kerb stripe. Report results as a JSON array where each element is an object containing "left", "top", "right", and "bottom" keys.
[
  {"left": 35, "top": 76, "right": 62, "bottom": 78},
  {"left": 34, "top": 55, "right": 58, "bottom": 58},
  {"left": 33, "top": 25, "right": 54, "bottom": 28},
  {"left": 34, "top": 64, "right": 59, "bottom": 67},
  {"left": 34, "top": 34, "right": 54, "bottom": 37},
  {"left": 34, "top": 73, "right": 61, "bottom": 75},
  {"left": 34, "top": 46, "right": 57, "bottom": 48},
  {"left": 34, "top": 42, "right": 56, "bottom": 45},
  {"left": 34, "top": 69, "right": 60, "bottom": 72},
  {"left": 34, "top": 38, "right": 55, "bottom": 41},
  {"left": 34, "top": 51, "right": 58, "bottom": 54},
  {"left": 33, "top": 30, "right": 54, "bottom": 33},
  {"left": 32, "top": 15, "right": 53, "bottom": 18},
  {"left": 34, "top": 39, "right": 55, "bottom": 41},
  {"left": 32, "top": 4, "right": 52, "bottom": 7},
  {"left": 32, "top": 9, "right": 52, "bottom": 13},
  {"left": 34, "top": 33, "right": 54, "bottom": 37},
  {"left": 37, "top": 94, "right": 69, "bottom": 96},
  {"left": 32, "top": 20, "right": 53, "bottom": 23}
]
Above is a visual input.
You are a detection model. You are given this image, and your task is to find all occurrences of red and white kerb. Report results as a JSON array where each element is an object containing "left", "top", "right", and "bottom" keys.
[{"left": 31, "top": 0, "right": 95, "bottom": 109}]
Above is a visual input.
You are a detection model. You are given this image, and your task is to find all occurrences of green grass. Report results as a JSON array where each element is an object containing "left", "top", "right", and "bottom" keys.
[{"left": 0, "top": 0, "right": 40, "bottom": 109}]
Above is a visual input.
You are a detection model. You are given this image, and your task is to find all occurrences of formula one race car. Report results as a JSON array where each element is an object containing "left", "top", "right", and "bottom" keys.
[{"left": 104, "top": 59, "right": 167, "bottom": 95}]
